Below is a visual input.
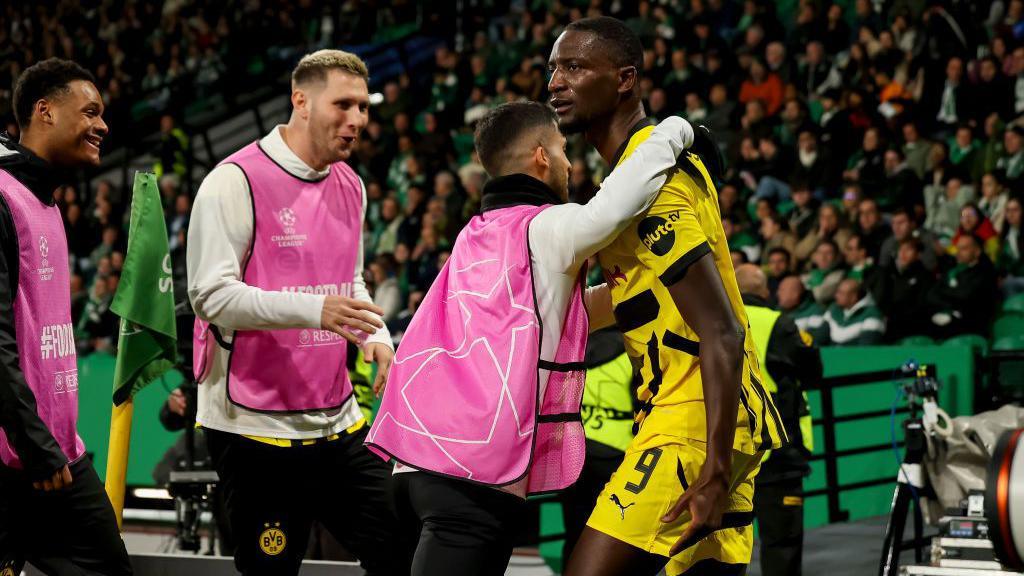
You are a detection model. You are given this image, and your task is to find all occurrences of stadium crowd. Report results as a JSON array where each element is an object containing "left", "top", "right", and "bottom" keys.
[{"left": 3, "top": 0, "right": 1024, "bottom": 353}]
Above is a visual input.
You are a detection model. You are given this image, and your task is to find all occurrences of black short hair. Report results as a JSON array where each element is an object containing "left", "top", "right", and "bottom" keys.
[
  {"left": 13, "top": 58, "right": 95, "bottom": 130},
  {"left": 474, "top": 101, "right": 557, "bottom": 177},
  {"left": 767, "top": 247, "right": 792, "bottom": 261},
  {"left": 566, "top": 16, "right": 644, "bottom": 74},
  {"left": 818, "top": 238, "right": 839, "bottom": 254}
]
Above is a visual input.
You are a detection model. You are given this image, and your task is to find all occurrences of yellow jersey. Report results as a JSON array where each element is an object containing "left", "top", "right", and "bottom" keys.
[{"left": 598, "top": 119, "right": 786, "bottom": 455}]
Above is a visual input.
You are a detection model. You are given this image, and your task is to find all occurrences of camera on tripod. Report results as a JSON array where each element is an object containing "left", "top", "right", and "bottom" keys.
[
  {"left": 898, "top": 362, "right": 941, "bottom": 402},
  {"left": 167, "top": 469, "right": 219, "bottom": 552}
]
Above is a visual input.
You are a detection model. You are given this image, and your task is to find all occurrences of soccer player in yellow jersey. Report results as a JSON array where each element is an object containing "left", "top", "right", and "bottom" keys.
[{"left": 548, "top": 17, "right": 787, "bottom": 576}]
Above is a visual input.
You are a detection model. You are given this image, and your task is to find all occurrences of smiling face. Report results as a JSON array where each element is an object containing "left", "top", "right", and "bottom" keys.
[
  {"left": 46, "top": 80, "right": 107, "bottom": 167},
  {"left": 298, "top": 69, "right": 369, "bottom": 164},
  {"left": 548, "top": 29, "right": 631, "bottom": 134}
]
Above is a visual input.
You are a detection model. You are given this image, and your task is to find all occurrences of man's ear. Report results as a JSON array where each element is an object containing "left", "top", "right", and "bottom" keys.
[
  {"left": 618, "top": 66, "right": 638, "bottom": 95},
  {"left": 33, "top": 99, "right": 55, "bottom": 127},
  {"left": 533, "top": 144, "right": 550, "bottom": 170},
  {"left": 291, "top": 87, "right": 309, "bottom": 119}
]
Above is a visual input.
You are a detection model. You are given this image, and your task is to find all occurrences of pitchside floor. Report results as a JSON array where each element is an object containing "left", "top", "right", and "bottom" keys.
[{"left": 21, "top": 515, "right": 922, "bottom": 575}]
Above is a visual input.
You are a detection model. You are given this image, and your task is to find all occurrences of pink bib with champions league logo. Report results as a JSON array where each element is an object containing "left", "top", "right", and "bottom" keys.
[
  {"left": 192, "top": 142, "right": 360, "bottom": 413},
  {"left": 0, "top": 169, "right": 84, "bottom": 470},
  {"left": 367, "top": 204, "right": 589, "bottom": 494}
]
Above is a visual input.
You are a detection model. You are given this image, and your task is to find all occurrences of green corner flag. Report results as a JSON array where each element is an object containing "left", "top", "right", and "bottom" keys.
[{"left": 110, "top": 171, "right": 178, "bottom": 406}]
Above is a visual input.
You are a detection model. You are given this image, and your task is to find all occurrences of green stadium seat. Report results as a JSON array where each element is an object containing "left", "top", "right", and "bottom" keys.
[
  {"left": 993, "top": 334, "right": 1024, "bottom": 351},
  {"left": 942, "top": 334, "right": 990, "bottom": 354},
  {"left": 898, "top": 335, "right": 936, "bottom": 346},
  {"left": 993, "top": 312, "right": 1024, "bottom": 341},
  {"left": 1004, "top": 293, "right": 1024, "bottom": 314}
]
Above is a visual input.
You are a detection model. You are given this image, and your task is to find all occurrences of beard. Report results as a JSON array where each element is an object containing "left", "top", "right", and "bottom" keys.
[{"left": 545, "top": 172, "right": 569, "bottom": 201}]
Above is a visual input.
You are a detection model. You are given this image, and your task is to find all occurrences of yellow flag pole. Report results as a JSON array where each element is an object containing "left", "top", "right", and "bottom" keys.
[{"left": 104, "top": 399, "right": 134, "bottom": 529}]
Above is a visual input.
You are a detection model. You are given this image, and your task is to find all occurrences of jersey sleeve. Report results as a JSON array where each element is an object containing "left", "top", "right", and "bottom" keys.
[{"left": 633, "top": 175, "right": 712, "bottom": 287}]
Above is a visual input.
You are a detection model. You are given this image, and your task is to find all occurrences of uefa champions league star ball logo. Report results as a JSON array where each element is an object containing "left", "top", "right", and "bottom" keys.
[{"left": 277, "top": 207, "right": 297, "bottom": 233}]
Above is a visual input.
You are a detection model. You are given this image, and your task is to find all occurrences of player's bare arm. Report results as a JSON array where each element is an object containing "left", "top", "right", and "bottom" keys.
[{"left": 660, "top": 254, "right": 744, "bottom": 555}]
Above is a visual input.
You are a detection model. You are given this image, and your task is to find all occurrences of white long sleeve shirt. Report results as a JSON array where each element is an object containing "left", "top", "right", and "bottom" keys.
[
  {"left": 394, "top": 117, "right": 695, "bottom": 490},
  {"left": 187, "top": 126, "right": 389, "bottom": 439}
]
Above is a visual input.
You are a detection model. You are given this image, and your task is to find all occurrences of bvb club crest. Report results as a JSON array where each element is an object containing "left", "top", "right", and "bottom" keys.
[{"left": 259, "top": 522, "right": 286, "bottom": 556}]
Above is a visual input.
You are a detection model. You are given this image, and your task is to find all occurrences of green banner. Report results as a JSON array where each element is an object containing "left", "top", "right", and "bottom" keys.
[{"left": 110, "top": 172, "right": 177, "bottom": 405}]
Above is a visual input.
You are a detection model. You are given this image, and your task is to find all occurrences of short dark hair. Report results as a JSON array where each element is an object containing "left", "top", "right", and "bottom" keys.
[
  {"left": 13, "top": 58, "right": 95, "bottom": 130},
  {"left": 959, "top": 233, "right": 983, "bottom": 249},
  {"left": 566, "top": 16, "right": 644, "bottom": 74},
  {"left": 818, "top": 238, "right": 839, "bottom": 254},
  {"left": 474, "top": 101, "right": 557, "bottom": 176},
  {"left": 891, "top": 207, "right": 912, "bottom": 220},
  {"left": 848, "top": 233, "right": 867, "bottom": 251},
  {"left": 767, "top": 247, "right": 792, "bottom": 262},
  {"left": 899, "top": 238, "right": 922, "bottom": 253}
]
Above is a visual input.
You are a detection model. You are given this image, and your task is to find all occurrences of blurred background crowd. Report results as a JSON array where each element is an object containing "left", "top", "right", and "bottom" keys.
[{"left": 4, "top": 0, "right": 1024, "bottom": 355}]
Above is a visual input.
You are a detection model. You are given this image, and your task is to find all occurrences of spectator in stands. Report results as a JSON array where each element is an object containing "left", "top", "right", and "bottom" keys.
[
  {"left": 797, "top": 41, "right": 832, "bottom": 97},
  {"left": 926, "top": 176, "right": 976, "bottom": 243},
  {"left": 775, "top": 98, "right": 805, "bottom": 148},
  {"left": 902, "top": 122, "right": 933, "bottom": 179},
  {"left": 765, "top": 247, "right": 792, "bottom": 300},
  {"left": 704, "top": 83, "right": 735, "bottom": 141},
  {"left": 855, "top": 198, "right": 890, "bottom": 260},
  {"left": 777, "top": 275, "right": 827, "bottom": 344},
  {"left": 167, "top": 194, "right": 190, "bottom": 253},
  {"left": 387, "top": 290, "right": 425, "bottom": 346},
  {"left": 87, "top": 226, "right": 119, "bottom": 275},
  {"left": 979, "top": 172, "right": 1011, "bottom": 233},
  {"left": 739, "top": 59, "right": 783, "bottom": 117},
  {"left": 997, "top": 125, "right": 1024, "bottom": 189},
  {"left": 949, "top": 203, "right": 1001, "bottom": 262},
  {"left": 844, "top": 127, "right": 886, "bottom": 193},
  {"left": 881, "top": 147, "right": 922, "bottom": 212},
  {"left": 760, "top": 213, "right": 797, "bottom": 260},
  {"left": 795, "top": 203, "right": 851, "bottom": 265},
  {"left": 974, "top": 56, "right": 1012, "bottom": 123},
  {"left": 948, "top": 125, "right": 981, "bottom": 184},
  {"left": 930, "top": 56, "right": 970, "bottom": 137},
  {"left": 753, "top": 136, "right": 795, "bottom": 202},
  {"left": 76, "top": 275, "right": 117, "bottom": 353},
  {"left": 787, "top": 186, "right": 819, "bottom": 243},
  {"left": 154, "top": 114, "right": 189, "bottom": 180},
  {"left": 880, "top": 239, "right": 934, "bottom": 342},
  {"left": 369, "top": 253, "right": 402, "bottom": 324},
  {"left": 802, "top": 239, "right": 846, "bottom": 305},
  {"left": 373, "top": 197, "right": 404, "bottom": 256},
  {"left": 844, "top": 234, "right": 882, "bottom": 301},
  {"left": 999, "top": 197, "right": 1024, "bottom": 296},
  {"left": 924, "top": 141, "right": 955, "bottom": 190},
  {"left": 978, "top": 113, "right": 1005, "bottom": 179},
  {"left": 879, "top": 208, "right": 941, "bottom": 272},
  {"left": 792, "top": 128, "right": 839, "bottom": 194},
  {"left": 824, "top": 277, "right": 885, "bottom": 346},
  {"left": 928, "top": 234, "right": 998, "bottom": 338},
  {"left": 70, "top": 274, "right": 87, "bottom": 327},
  {"left": 64, "top": 202, "right": 93, "bottom": 263}
]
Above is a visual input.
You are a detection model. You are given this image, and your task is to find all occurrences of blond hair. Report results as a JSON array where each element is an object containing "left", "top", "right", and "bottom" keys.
[{"left": 292, "top": 50, "right": 368, "bottom": 87}]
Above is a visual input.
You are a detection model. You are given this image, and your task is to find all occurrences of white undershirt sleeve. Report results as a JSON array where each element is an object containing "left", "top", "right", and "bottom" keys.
[
  {"left": 529, "top": 116, "right": 694, "bottom": 275},
  {"left": 186, "top": 163, "right": 327, "bottom": 331}
]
